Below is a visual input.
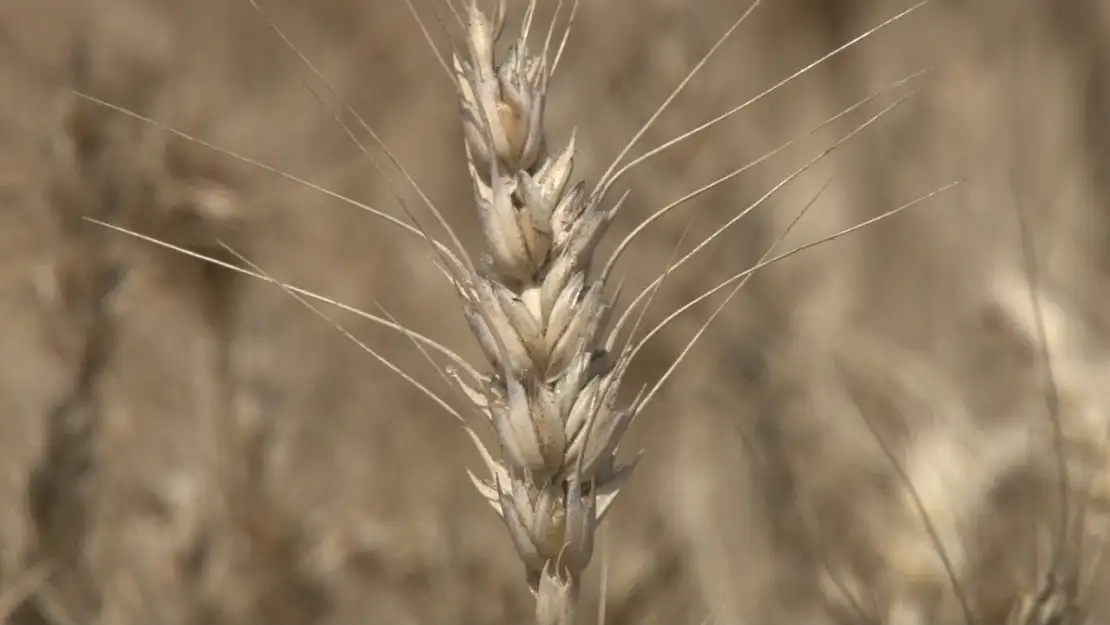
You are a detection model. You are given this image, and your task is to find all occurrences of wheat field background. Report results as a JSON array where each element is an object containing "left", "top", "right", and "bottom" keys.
[{"left": 1, "top": 0, "right": 1110, "bottom": 623}]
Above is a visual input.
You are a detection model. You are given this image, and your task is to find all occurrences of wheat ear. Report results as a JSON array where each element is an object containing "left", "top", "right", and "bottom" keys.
[{"left": 448, "top": 1, "right": 636, "bottom": 623}]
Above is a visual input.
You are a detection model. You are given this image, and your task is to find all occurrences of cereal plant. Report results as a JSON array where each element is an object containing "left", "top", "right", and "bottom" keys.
[{"left": 1, "top": 0, "right": 1109, "bottom": 623}]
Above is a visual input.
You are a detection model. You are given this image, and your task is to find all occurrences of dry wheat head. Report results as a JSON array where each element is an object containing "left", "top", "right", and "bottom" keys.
[{"left": 444, "top": 1, "right": 640, "bottom": 623}]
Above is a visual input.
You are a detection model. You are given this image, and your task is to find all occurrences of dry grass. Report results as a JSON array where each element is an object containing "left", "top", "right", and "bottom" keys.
[{"left": 1, "top": 0, "right": 1110, "bottom": 623}]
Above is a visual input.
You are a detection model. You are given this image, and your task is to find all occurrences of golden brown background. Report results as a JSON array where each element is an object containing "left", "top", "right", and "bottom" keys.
[{"left": 1, "top": 0, "right": 1109, "bottom": 623}]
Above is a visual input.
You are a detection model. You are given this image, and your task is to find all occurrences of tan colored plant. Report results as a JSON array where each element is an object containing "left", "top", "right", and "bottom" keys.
[
  {"left": 67, "top": 1, "right": 972, "bottom": 622},
  {"left": 440, "top": 2, "right": 960, "bottom": 623},
  {"left": 445, "top": 2, "right": 638, "bottom": 623}
]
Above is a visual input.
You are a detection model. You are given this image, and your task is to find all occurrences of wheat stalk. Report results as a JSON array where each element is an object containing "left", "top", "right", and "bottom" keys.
[
  {"left": 445, "top": 1, "right": 638, "bottom": 622},
  {"left": 67, "top": 0, "right": 964, "bottom": 621}
]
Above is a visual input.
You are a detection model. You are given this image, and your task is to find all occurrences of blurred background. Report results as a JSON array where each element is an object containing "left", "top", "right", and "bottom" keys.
[{"left": 1, "top": 0, "right": 1110, "bottom": 623}]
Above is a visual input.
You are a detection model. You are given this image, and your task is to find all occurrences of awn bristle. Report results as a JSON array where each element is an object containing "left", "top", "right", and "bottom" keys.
[{"left": 448, "top": 1, "right": 638, "bottom": 623}]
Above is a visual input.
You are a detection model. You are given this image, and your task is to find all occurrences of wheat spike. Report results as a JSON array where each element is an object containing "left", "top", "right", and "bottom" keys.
[{"left": 448, "top": 1, "right": 638, "bottom": 622}]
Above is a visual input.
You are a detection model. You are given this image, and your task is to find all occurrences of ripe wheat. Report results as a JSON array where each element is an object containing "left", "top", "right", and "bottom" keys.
[
  {"left": 74, "top": 0, "right": 956, "bottom": 620},
  {"left": 48, "top": 0, "right": 1110, "bottom": 624},
  {"left": 446, "top": 1, "right": 641, "bottom": 622}
]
